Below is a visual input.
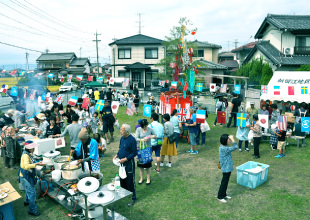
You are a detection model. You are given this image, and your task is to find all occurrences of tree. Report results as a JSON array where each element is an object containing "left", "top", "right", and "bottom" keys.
[
  {"left": 156, "top": 17, "right": 199, "bottom": 81},
  {"left": 237, "top": 58, "right": 273, "bottom": 88},
  {"left": 296, "top": 64, "right": 310, "bottom": 71}
]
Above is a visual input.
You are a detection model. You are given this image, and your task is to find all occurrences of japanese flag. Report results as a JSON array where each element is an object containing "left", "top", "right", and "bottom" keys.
[
  {"left": 210, "top": 83, "right": 216, "bottom": 92},
  {"left": 258, "top": 114, "right": 269, "bottom": 129},
  {"left": 111, "top": 101, "right": 120, "bottom": 114}
]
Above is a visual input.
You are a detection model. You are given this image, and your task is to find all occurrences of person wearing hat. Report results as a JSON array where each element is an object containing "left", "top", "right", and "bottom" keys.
[
  {"left": 18, "top": 141, "right": 43, "bottom": 216},
  {"left": 70, "top": 128, "right": 100, "bottom": 173},
  {"left": 0, "top": 109, "right": 15, "bottom": 130},
  {"left": 246, "top": 101, "right": 258, "bottom": 122},
  {"left": 36, "top": 113, "right": 49, "bottom": 139}
]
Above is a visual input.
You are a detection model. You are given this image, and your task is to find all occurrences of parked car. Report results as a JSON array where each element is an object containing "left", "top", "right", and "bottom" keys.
[
  {"left": 59, "top": 82, "right": 78, "bottom": 92},
  {"left": 0, "top": 93, "right": 15, "bottom": 108}
]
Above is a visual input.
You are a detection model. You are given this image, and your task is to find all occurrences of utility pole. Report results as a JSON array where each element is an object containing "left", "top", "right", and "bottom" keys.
[
  {"left": 234, "top": 39, "right": 239, "bottom": 49},
  {"left": 93, "top": 31, "right": 101, "bottom": 78},
  {"left": 137, "top": 13, "right": 143, "bottom": 34},
  {"left": 25, "top": 52, "right": 29, "bottom": 71},
  {"left": 79, "top": 47, "right": 82, "bottom": 58}
]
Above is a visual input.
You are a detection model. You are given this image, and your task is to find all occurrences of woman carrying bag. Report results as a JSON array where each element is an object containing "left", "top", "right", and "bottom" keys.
[
  {"left": 160, "top": 114, "right": 177, "bottom": 168},
  {"left": 135, "top": 119, "right": 157, "bottom": 185}
]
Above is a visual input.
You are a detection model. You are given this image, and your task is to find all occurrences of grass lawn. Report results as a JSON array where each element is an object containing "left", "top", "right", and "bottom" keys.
[{"left": 1, "top": 106, "right": 310, "bottom": 219}]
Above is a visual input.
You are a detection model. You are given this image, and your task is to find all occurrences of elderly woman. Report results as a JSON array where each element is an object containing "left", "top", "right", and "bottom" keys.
[
  {"left": 160, "top": 114, "right": 177, "bottom": 167},
  {"left": 135, "top": 119, "right": 156, "bottom": 185},
  {"left": 236, "top": 113, "right": 251, "bottom": 152},
  {"left": 18, "top": 141, "right": 43, "bottom": 216},
  {"left": 1, "top": 126, "right": 18, "bottom": 169},
  {"left": 71, "top": 128, "right": 100, "bottom": 173},
  {"left": 36, "top": 113, "right": 49, "bottom": 139},
  {"left": 46, "top": 117, "right": 61, "bottom": 138}
]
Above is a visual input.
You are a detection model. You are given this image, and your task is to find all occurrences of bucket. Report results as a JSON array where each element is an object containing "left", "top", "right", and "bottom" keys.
[{"left": 52, "top": 170, "right": 62, "bottom": 182}]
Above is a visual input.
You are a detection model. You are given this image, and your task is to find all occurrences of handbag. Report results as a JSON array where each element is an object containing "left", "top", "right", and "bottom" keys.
[
  {"left": 218, "top": 162, "right": 221, "bottom": 169},
  {"left": 168, "top": 133, "right": 177, "bottom": 144},
  {"left": 200, "top": 121, "right": 210, "bottom": 133},
  {"left": 119, "top": 164, "right": 127, "bottom": 179},
  {"left": 137, "top": 140, "right": 153, "bottom": 164}
]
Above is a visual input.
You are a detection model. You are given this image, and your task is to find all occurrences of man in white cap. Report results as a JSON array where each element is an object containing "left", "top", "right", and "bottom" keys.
[
  {"left": 246, "top": 101, "right": 258, "bottom": 121},
  {"left": 18, "top": 141, "right": 43, "bottom": 216},
  {"left": 36, "top": 113, "right": 49, "bottom": 138}
]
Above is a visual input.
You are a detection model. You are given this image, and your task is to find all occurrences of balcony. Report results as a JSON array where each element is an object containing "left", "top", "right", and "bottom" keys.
[{"left": 294, "top": 46, "right": 310, "bottom": 55}]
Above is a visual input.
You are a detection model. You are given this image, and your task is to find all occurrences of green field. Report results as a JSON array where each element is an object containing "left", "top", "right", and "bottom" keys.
[{"left": 1, "top": 106, "right": 309, "bottom": 220}]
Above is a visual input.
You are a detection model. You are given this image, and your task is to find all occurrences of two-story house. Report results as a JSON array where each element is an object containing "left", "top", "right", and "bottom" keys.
[
  {"left": 231, "top": 41, "right": 257, "bottom": 66},
  {"left": 109, "top": 34, "right": 165, "bottom": 89},
  {"left": 243, "top": 14, "right": 310, "bottom": 71},
  {"left": 192, "top": 40, "right": 222, "bottom": 63},
  {"left": 36, "top": 53, "right": 91, "bottom": 78}
]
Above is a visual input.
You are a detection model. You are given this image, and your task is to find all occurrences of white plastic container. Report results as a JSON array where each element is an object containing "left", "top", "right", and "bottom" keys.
[{"left": 51, "top": 170, "right": 62, "bottom": 182}]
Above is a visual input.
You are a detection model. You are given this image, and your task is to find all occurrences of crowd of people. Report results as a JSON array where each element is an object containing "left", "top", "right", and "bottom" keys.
[{"left": 1, "top": 86, "right": 309, "bottom": 214}]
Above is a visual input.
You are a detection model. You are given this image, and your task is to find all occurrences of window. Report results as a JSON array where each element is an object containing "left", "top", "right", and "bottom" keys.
[
  {"left": 118, "top": 49, "right": 131, "bottom": 59},
  {"left": 145, "top": 48, "right": 158, "bottom": 59},
  {"left": 118, "top": 71, "right": 130, "bottom": 78},
  {"left": 295, "top": 36, "right": 310, "bottom": 55},
  {"left": 197, "top": 50, "right": 204, "bottom": 57}
]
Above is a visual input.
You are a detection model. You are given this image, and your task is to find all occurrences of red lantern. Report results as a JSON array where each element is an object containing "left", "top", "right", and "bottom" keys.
[
  {"left": 290, "top": 105, "right": 296, "bottom": 111},
  {"left": 195, "top": 69, "right": 199, "bottom": 74},
  {"left": 188, "top": 48, "right": 194, "bottom": 63},
  {"left": 191, "top": 31, "right": 196, "bottom": 35}
]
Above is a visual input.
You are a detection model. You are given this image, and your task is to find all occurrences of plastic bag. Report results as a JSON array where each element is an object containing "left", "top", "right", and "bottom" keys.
[
  {"left": 119, "top": 164, "right": 127, "bottom": 179},
  {"left": 200, "top": 121, "right": 210, "bottom": 133},
  {"left": 137, "top": 140, "right": 153, "bottom": 164},
  {"left": 114, "top": 120, "right": 120, "bottom": 130},
  {"left": 248, "top": 130, "right": 254, "bottom": 141}
]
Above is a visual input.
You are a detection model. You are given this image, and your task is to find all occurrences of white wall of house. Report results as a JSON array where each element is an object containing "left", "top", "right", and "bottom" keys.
[
  {"left": 84, "top": 63, "right": 90, "bottom": 74},
  {"left": 262, "top": 25, "right": 296, "bottom": 53},
  {"left": 251, "top": 50, "right": 278, "bottom": 71},
  {"left": 193, "top": 48, "right": 219, "bottom": 63}
]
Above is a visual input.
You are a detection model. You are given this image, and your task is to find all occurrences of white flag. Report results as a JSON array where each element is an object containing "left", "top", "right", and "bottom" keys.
[
  {"left": 109, "top": 77, "right": 115, "bottom": 85},
  {"left": 210, "top": 83, "right": 216, "bottom": 92},
  {"left": 111, "top": 101, "right": 120, "bottom": 114},
  {"left": 165, "top": 104, "right": 171, "bottom": 115},
  {"left": 185, "top": 103, "right": 191, "bottom": 118},
  {"left": 258, "top": 114, "right": 269, "bottom": 129}
]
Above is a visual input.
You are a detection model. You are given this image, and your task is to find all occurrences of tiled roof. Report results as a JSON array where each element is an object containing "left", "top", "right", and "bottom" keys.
[
  {"left": 70, "top": 58, "right": 90, "bottom": 66},
  {"left": 219, "top": 52, "right": 235, "bottom": 57},
  {"left": 231, "top": 41, "right": 257, "bottom": 52},
  {"left": 192, "top": 40, "right": 222, "bottom": 49},
  {"left": 198, "top": 59, "right": 228, "bottom": 70},
  {"left": 109, "top": 34, "right": 163, "bottom": 46},
  {"left": 243, "top": 41, "right": 310, "bottom": 66},
  {"left": 220, "top": 60, "right": 239, "bottom": 69},
  {"left": 66, "top": 67, "right": 85, "bottom": 73},
  {"left": 37, "top": 53, "right": 76, "bottom": 61},
  {"left": 125, "top": 62, "right": 151, "bottom": 69},
  {"left": 255, "top": 14, "right": 310, "bottom": 38}
]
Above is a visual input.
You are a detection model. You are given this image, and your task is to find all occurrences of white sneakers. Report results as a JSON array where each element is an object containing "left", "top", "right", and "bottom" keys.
[
  {"left": 154, "top": 162, "right": 164, "bottom": 167},
  {"left": 166, "top": 163, "right": 172, "bottom": 168},
  {"left": 217, "top": 198, "right": 227, "bottom": 203},
  {"left": 225, "top": 196, "right": 232, "bottom": 199}
]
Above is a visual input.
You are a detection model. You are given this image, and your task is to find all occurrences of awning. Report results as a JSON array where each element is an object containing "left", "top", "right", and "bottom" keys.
[
  {"left": 260, "top": 71, "right": 310, "bottom": 103},
  {"left": 125, "top": 62, "right": 150, "bottom": 70},
  {"left": 84, "top": 81, "right": 106, "bottom": 88}
]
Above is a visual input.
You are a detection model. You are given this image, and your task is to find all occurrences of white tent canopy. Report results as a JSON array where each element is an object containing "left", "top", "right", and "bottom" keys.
[{"left": 260, "top": 71, "right": 310, "bottom": 103}]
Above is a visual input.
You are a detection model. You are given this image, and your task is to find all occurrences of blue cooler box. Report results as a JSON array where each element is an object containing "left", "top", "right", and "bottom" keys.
[{"left": 236, "top": 161, "right": 269, "bottom": 189}]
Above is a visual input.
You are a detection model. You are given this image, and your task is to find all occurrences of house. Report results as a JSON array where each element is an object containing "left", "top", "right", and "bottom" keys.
[
  {"left": 109, "top": 34, "right": 165, "bottom": 89},
  {"left": 192, "top": 40, "right": 222, "bottom": 63},
  {"left": 68, "top": 58, "right": 91, "bottom": 75},
  {"left": 197, "top": 59, "right": 228, "bottom": 84},
  {"left": 244, "top": 14, "right": 310, "bottom": 71},
  {"left": 90, "top": 63, "right": 103, "bottom": 74},
  {"left": 231, "top": 41, "right": 257, "bottom": 65},
  {"left": 220, "top": 60, "right": 239, "bottom": 72},
  {"left": 102, "top": 64, "right": 112, "bottom": 75},
  {"left": 218, "top": 52, "right": 235, "bottom": 63},
  {"left": 37, "top": 53, "right": 76, "bottom": 71},
  {"left": 36, "top": 53, "right": 91, "bottom": 78}
]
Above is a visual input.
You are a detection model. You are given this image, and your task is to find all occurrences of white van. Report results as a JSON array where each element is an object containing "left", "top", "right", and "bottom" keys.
[{"left": 0, "top": 93, "right": 15, "bottom": 108}]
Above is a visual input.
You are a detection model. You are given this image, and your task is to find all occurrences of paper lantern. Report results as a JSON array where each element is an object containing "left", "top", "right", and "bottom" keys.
[
  {"left": 290, "top": 105, "right": 296, "bottom": 111},
  {"left": 191, "top": 31, "right": 196, "bottom": 35},
  {"left": 195, "top": 69, "right": 199, "bottom": 74}
]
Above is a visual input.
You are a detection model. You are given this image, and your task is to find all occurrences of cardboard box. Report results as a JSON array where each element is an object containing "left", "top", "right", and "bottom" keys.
[
  {"left": 0, "top": 182, "right": 21, "bottom": 207},
  {"left": 282, "top": 113, "right": 295, "bottom": 124}
]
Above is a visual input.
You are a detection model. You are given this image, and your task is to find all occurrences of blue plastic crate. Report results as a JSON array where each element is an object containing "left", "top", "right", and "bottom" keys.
[{"left": 236, "top": 161, "right": 269, "bottom": 189}]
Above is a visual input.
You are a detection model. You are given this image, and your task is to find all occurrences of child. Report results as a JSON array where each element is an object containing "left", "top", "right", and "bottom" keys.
[
  {"left": 269, "top": 124, "right": 278, "bottom": 150},
  {"left": 286, "top": 124, "right": 293, "bottom": 146},
  {"left": 94, "top": 133, "right": 107, "bottom": 158},
  {"left": 90, "top": 112, "right": 100, "bottom": 134},
  {"left": 236, "top": 113, "right": 250, "bottom": 152},
  {"left": 274, "top": 129, "right": 286, "bottom": 158}
]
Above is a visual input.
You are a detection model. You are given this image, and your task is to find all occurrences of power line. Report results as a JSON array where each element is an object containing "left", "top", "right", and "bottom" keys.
[
  {"left": 23, "top": 0, "right": 92, "bottom": 34},
  {"left": 0, "top": 41, "right": 43, "bottom": 53},
  {"left": 0, "top": 1, "right": 90, "bottom": 42}
]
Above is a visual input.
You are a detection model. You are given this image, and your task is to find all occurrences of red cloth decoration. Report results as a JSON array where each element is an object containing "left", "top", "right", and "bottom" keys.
[{"left": 82, "top": 98, "right": 90, "bottom": 109}]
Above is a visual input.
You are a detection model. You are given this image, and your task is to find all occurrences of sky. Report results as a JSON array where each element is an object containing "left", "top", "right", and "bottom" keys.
[{"left": 0, "top": 0, "right": 309, "bottom": 69}]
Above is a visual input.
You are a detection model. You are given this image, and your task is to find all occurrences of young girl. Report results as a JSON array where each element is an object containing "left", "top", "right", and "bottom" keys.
[
  {"left": 90, "top": 112, "right": 100, "bottom": 134},
  {"left": 94, "top": 133, "right": 107, "bottom": 158}
]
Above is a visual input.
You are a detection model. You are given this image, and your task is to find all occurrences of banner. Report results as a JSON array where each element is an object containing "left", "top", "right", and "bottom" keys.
[
  {"left": 196, "top": 83, "right": 203, "bottom": 92},
  {"left": 210, "top": 83, "right": 216, "bottom": 92},
  {"left": 258, "top": 114, "right": 269, "bottom": 129},
  {"left": 0, "top": 84, "right": 8, "bottom": 93},
  {"left": 82, "top": 98, "right": 90, "bottom": 109},
  {"left": 196, "top": 110, "right": 206, "bottom": 123},
  {"left": 234, "top": 84, "right": 241, "bottom": 94},
  {"left": 10, "top": 86, "right": 18, "bottom": 96},
  {"left": 301, "top": 117, "right": 310, "bottom": 132},
  {"left": 95, "top": 100, "right": 105, "bottom": 111},
  {"left": 217, "top": 111, "right": 226, "bottom": 124},
  {"left": 220, "top": 84, "right": 227, "bottom": 93},
  {"left": 237, "top": 113, "right": 247, "bottom": 127},
  {"left": 68, "top": 96, "right": 78, "bottom": 106},
  {"left": 111, "top": 101, "right": 120, "bottom": 114}
]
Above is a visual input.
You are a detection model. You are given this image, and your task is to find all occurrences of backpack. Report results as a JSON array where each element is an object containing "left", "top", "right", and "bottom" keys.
[{"left": 295, "top": 109, "right": 307, "bottom": 124}]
